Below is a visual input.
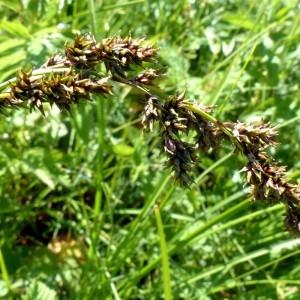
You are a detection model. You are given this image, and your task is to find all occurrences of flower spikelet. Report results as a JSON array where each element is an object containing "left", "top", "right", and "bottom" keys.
[{"left": 160, "top": 133, "right": 197, "bottom": 187}]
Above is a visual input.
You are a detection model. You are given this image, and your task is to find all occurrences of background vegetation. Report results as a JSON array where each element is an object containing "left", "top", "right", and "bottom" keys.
[{"left": 0, "top": 0, "right": 300, "bottom": 299}]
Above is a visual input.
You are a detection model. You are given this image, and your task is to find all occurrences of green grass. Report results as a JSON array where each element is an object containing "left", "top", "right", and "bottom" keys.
[{"left": 0, "top": 0, "right": 300, "bottom": 299}]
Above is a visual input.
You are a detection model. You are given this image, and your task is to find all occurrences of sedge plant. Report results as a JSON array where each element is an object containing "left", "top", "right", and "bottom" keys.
[{"left": 0, "top": 33, "right": 299, "bottom": 235}]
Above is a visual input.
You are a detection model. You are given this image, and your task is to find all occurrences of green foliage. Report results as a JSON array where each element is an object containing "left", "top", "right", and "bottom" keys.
[{"left": 0, "top": 0, "right": 300, "bottom": 299}]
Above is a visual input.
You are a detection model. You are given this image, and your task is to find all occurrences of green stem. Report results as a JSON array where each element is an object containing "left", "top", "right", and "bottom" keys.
[
  {"left": 182, "top": 103, "right": 245, "bottom": 154},
  {"left": 0, "top": 93, "right": 10, "bottom": 100},
  {"left": 87, "top": 0, "right": 104, "bottom": 252},
  {"left": 0, "top": 68, "right": 71, "bottom": 91}
]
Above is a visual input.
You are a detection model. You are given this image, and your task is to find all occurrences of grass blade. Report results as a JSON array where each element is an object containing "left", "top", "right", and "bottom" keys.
[{"left": 155, "top": 205, "right": 172, "bottom": 300}]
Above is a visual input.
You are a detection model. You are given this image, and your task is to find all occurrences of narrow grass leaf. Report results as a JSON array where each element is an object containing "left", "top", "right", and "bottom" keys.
[{"left": 155, "top": 205, "right": 172, "bottom": 300}]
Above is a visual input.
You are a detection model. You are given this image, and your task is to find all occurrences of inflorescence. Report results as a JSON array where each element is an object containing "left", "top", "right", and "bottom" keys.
[{"left": 0, "top": 33, "right": 299, "bottom": 234}]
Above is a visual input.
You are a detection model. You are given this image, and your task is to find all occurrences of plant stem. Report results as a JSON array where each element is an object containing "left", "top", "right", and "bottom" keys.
[
  {"left": 183, "top": 103, "right": 245, "bottom": 154},
  {"left": 0, "top": 68, "right": 71, "bottom": 92}
]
